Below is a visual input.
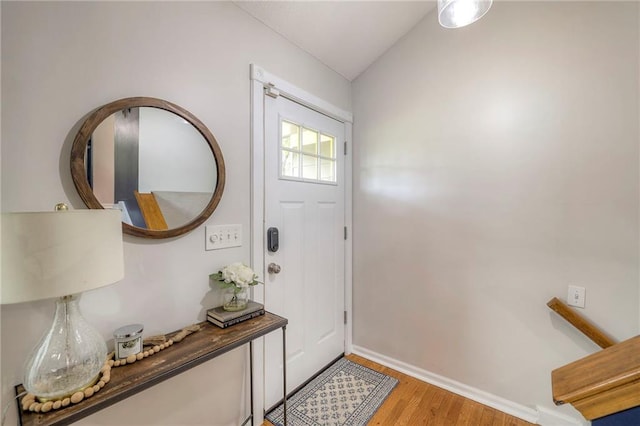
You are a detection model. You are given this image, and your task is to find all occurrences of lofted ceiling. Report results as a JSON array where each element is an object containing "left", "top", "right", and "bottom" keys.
[{"left": 234, "top": 1, "right": 437, "bottom": 81}]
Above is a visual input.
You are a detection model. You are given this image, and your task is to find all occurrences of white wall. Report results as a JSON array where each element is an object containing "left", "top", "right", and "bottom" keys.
[
  {"left": 138, "top": 107, "right": 216, "bottom": 194},
  {"left": 0, "top": 2, "right": 350, "bottom": 425},
  {"left": 352, "top": 1, "right": 639, "bottom": 423}
]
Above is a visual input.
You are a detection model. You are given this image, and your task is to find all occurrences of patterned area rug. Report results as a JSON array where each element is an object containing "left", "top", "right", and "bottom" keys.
[{"left": 266, "top": 357, "right": 398, "bottom": 426}]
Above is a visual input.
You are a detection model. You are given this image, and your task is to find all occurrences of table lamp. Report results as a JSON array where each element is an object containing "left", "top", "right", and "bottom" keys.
[{"left": 1, "top": 206, "right": 124, "bottom": 401}]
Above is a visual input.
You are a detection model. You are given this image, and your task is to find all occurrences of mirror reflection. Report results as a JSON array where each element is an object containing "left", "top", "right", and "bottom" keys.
[
  {"left": 89, "top": 107, "right": 216, "bottom": 230},
  {"left": 71, "top": 97, "right": 225, "bottom": 239}
]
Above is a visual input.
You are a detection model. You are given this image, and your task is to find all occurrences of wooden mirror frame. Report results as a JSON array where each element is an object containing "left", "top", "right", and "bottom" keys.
[{"left": 70, "top": 97, "right": 226, "bottom": 239}]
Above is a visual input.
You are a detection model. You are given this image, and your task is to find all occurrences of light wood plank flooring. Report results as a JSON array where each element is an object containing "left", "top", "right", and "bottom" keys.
[{"left": 264, "top": 353, "right": 535, "bottom": 425}]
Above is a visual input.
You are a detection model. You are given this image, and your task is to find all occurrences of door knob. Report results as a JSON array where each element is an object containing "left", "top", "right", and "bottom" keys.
[{"left": 268, "top": 263, "right": 281, "bottom": 274}]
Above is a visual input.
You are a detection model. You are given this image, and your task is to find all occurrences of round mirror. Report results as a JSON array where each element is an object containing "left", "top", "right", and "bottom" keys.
[{"left": 71, "top": 97, "right": 225, "bottom": 239}]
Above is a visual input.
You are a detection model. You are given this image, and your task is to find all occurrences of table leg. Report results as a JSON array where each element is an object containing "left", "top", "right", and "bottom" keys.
[
  {"left": 282, "top": 325, "right": 287, "bottom": 426},
  {"left": 249, "top": 340, "right": 254, "bottom": 426}
]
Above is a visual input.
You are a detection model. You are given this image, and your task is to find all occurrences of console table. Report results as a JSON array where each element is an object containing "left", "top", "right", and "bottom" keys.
[{"left": 16, "top": 312, "right": 288, "bottom": 426}]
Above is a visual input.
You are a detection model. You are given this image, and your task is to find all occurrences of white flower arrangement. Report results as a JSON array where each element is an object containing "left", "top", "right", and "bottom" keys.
[{"left": 209, "top": 262, "right": 261, "bottom": 290}]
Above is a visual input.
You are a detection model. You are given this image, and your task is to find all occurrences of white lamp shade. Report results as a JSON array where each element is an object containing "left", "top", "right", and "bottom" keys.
[
  {"left": 1, "top": 209, "right": 124, "bottom": 304},
  {"left": 438, "top": 0, "right": 493, "bottom": 29}
]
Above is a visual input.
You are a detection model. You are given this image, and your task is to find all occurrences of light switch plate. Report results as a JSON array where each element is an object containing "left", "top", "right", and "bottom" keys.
[
  {"left": 205, "top": 224, "right": 242, "bottom": 250},
  {"left": 567, "top": 285, "right": 586, "bottom": 308}
]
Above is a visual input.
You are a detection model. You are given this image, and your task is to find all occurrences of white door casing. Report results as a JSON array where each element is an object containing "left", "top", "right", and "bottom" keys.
[{"left": 249, "top": 65, "right": 353, "bottom": 424}]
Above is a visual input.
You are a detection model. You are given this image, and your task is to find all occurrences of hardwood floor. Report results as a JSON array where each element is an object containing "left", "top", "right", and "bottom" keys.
[{"left": 264, "top": 353, "right": 535, "bottom": 425}]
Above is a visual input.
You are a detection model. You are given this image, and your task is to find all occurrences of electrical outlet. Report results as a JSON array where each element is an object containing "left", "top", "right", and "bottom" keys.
[
  {"left": 205, "top": 224, "right": 242, "bottom": 250},
  {"left": 567, "top": 285, "right": 586, "bottom": 308}
]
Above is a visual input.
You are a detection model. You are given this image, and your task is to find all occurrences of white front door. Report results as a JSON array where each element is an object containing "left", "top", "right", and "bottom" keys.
[{"left": 264, "top": 93, "right": 346, "bottom": 409}]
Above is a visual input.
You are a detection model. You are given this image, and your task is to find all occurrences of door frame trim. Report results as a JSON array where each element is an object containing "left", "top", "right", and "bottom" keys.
[{"left": 249, "top": 64, "right": 353, "bottom": 424}]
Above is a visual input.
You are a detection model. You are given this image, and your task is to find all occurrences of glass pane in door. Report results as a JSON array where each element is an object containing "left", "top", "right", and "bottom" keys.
[
  {"left": 302, "top": 128, "right": 318, "bottom": 155},
  {"left": 320, "top": 159, "right": 336, "bottom": 182},
  {"left": 302, "top": 154, "right": 318, "bottom": 180},
  {"left": 282, "top": 150, "right": 300, "bottom": 178},
  {"left": 320, "top": 134, "right": 335, "bottom": 159},
  {"left": 282, "top": 121, "right": 300, "bottom": 150}
]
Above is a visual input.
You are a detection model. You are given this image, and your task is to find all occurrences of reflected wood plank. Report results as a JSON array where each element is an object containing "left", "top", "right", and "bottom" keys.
[{"left": 134, "top": 191, "right": 168, "bottom": 230}]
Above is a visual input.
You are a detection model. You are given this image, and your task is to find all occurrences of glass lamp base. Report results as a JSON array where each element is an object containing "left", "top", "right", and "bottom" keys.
[{"left": 24, "top": 295, "right": 107, "bottom": 401}]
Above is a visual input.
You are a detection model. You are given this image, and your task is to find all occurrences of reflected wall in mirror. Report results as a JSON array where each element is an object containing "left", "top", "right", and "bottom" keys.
[{"left": 71, "top": 97, "right": 225, "bottom": 239}]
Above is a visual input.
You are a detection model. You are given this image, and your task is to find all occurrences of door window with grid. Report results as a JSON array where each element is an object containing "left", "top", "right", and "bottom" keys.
[{"left": 280, "top": 120, "right": 337, "bottom": 184}]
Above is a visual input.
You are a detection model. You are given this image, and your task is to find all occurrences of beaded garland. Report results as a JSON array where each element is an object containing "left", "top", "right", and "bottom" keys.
[{"left": 20, "top": 324, "right": 201, "bottom": 413}]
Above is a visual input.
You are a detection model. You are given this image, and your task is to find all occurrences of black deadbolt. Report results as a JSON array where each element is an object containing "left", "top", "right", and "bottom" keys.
[{"left": 267, "top": 227, "right": 279, "bottom": 252}]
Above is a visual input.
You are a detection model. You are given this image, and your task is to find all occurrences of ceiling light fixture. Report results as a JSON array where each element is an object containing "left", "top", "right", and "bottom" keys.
[{"left": 438, "top": 0, "right": 493, "bottom": 29}]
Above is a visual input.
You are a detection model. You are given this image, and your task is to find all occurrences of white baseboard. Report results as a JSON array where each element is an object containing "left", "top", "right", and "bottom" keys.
[
  {"left": 536, "top": 405, "right": 590, "bottom": 426},
  {"left": 351, "top": 345, "right": 588, "bottom": 426}
]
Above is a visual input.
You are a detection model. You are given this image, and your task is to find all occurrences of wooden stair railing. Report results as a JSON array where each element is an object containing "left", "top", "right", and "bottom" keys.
[
  {"left": 546, "top": 297, "right": 616, "bottom": 349},
  {"left": 548, "top": 297, "right": 640, "bottom": 421}
]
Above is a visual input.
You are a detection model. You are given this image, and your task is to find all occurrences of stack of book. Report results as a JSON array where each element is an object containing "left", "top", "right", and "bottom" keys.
[{"left": 207, "top": 301, "right": 265, "bottom": 328}]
